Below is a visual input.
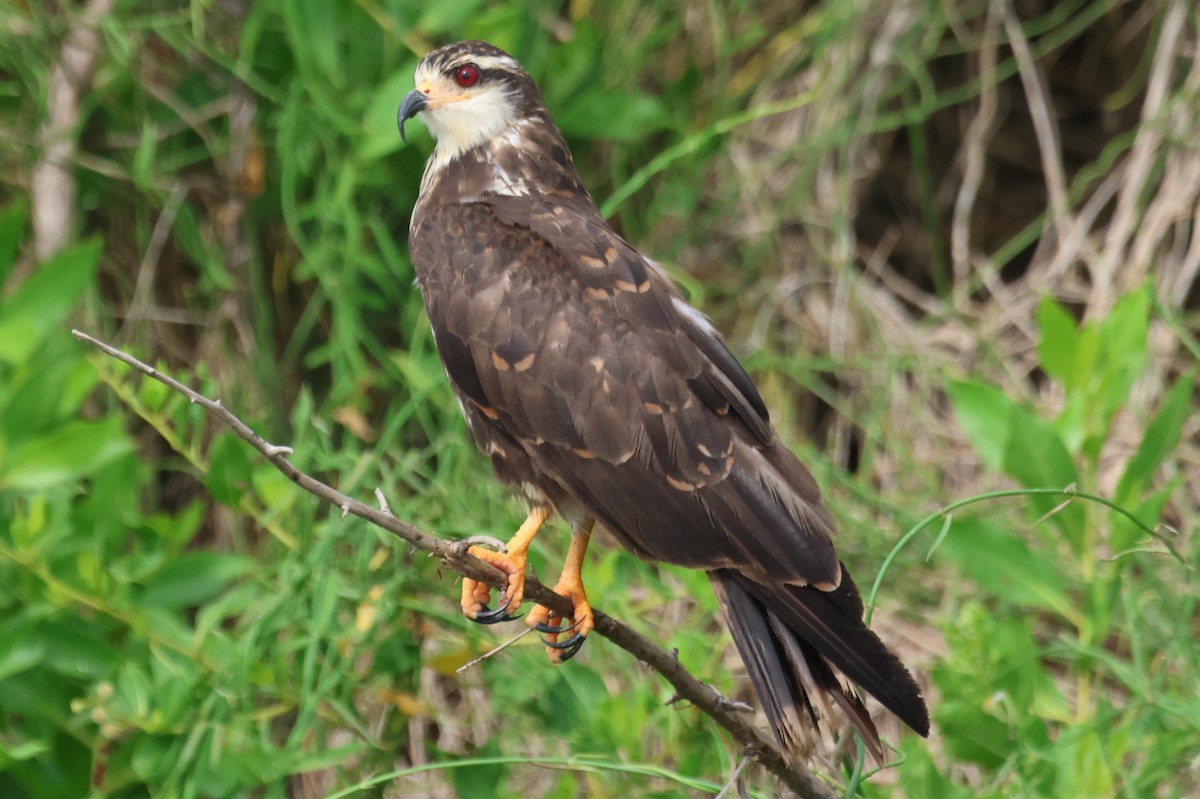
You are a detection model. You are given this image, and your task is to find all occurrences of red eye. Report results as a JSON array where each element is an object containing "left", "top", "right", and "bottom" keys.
[{"left": 455, "top": 64, "right": 480, "bottom": 88}]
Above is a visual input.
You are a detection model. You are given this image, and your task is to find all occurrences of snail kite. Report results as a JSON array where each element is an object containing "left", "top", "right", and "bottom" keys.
[{"left": 399, "top": 40, "right": 929, "bottom": 760}]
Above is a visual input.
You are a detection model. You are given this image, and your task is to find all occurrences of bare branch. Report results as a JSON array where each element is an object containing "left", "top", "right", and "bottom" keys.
[{"left": 72, "top": 329, "right": 838, "bottom": 799}]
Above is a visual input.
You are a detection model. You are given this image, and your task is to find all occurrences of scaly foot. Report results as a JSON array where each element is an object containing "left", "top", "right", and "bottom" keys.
[
  {"left": 527, "top": 577, "right": 594, "bottom": 663},
  {"left": 459, "top": 504, "right": 550, "bottom": 625}
]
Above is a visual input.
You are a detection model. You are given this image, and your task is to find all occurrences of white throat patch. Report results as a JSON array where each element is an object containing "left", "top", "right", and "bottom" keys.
[{"left": 421, "top": 81, "right": 519, "bottom": 163}]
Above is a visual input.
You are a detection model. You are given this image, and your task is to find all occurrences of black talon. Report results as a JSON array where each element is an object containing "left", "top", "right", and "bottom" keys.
[
  {"left": 534, "top": 617, "right": 582, "bottom": 635},
  {"left": 472, "top": 596, "right": 522, "bottom": 624},
  {"left": 557, "top": 638, "right": 586, "bottom": 662},
  {"left": 542, "top": 631, "right": 586, "bottom": 650}
]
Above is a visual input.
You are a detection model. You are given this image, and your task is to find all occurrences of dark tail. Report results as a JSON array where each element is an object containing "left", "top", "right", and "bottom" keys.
[{"left": 709, "top": 566, "right": 928, "bottom": 762}]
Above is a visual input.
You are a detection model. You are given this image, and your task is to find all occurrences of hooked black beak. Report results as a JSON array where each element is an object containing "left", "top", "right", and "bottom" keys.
[{"left": 398, "top": 90, "right": 428, "bottom": 143}]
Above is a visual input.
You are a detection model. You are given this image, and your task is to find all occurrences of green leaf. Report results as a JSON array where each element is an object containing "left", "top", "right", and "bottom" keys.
[
  {"left": 0, "top": 239, "right": 100, "bottom": 364},
  {"left": 139, "top": 552, "right": 253, "bottom": 609},
  {"left": 0, "top": 621, "right": 45, "bottom": 681},
  {"left": 1097, "top": 290, "right": 1149, "bottom": 384},
  {"left": 359, "top": 68, "right": 420, "bottom": 162},
  {"left": 1055, "top": 729, "right": 1114, "bottom": 797},
  {"left": 1082, "top": 290, "right": 1149, "bottom": 457},
  {"left": 937, "top": 520, "right": 1082, "bottom": 626},
  {"left": 143, "top": 500, "right": 206, "bottom": 548},
  {"left": 0, "top": 417, "right": 133, "bottom": 491},
  {"left": 557, "top": 88, "right": 670, "bottom": 141},
  {"left": 280, "top": 0, "right": 342, "bottom": 81},
  {"left": 1002, "top": 404, "right": 1084, "bottom": 541},
  {"left": 935, "top": 699, "right": 1013, "bottom": 768},
  {"left": 206, "top": 433, "right": 253, "bottom": 506},
  {"left": 947, "top": 380, "right": 1014, "bottom": 471},
  {"left": 0, "top": 736, "right": 52, "bottom": 764},
  {"left": 1036, "top": 296, "right": 1079, "bottom": 386},
  {"left": 1003, "top": 404, "right": 1079, "bottom": 489},
  {"left": 132, "top": 735, "right": 177, "bottom": 781},
  {"left": 40, "top": 625, "right": 122, "bottom": 679},
  {"left": 1116, "top": 372, "right": 1195, "bottom": 502}
]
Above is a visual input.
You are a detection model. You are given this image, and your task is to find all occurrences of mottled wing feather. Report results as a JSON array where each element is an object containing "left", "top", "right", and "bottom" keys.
[
  {"left": 413, "top": 199, "right": 841, "bottom": 586},
  {"left": 488, "top": 195, "right": 774, "bottom": 446}
]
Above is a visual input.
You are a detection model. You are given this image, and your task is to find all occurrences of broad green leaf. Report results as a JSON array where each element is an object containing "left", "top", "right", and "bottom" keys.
[
  {"left": 0, "top": 622, "right": 45, "bottom": 681},
  {"left": 1054, "top": 393, "right": 1087, "bottom": 454},
  {"left": 40, "top": 625, "right": 122, "bottom": 679},
  {"left": 946, "top": 380, "right": 1014, "bottom": 471},
  {"left": 139, "top": 552, "right": 253, "bottom": 609},
  {"left": 935, "top": 699, "right": 1013, "bottom": 768},
  {"left": 0, "top": 417, "right": 133, "bottom": 491},
  {"left": 1097, "top": 290, "right": 1149, "bottom": 377},
  {"left": 0, "top": 239, "right": 100, "bottom": 363},
  {"left": 1, "top": 336, "right": 99, "bottom": 445},
  {"left": 1036, "top": 296, "right": 1079, "bottom": 386},
  {"left": 1116, "top": 372, "right": 1195, "bottom": 502},
  {"left": 1083, "top": 289, "right": 1149, "bottom": 457},
  {"left": 251, "top": 466, "right": 296, "bottom": 513},
  {"left": 359, "top": 68, "right": 421, "bottom": 162},
  {"left": 937, "top": 520, "right": 1081, "bottom": 626},
  {"left": 1002, "top": 404, "right": 1084, "bottom": 542},
  {"left": 1003, "top": 403, "right": 1079, "bottom": 488}
]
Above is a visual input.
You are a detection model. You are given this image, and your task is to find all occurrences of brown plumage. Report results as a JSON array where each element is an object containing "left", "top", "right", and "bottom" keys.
[{"left": 401, "top": 40, "right": 929, "bottom": 761}]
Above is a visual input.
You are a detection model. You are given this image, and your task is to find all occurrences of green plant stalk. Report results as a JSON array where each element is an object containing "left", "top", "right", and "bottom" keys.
[
  {"left": 324, "top": 754, "right": 730, "bottom": 797},
  {"left": 864, "top": 486, "right": 1161, "bottom": 624}
]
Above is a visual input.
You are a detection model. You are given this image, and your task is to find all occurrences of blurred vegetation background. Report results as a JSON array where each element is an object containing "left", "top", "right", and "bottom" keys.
[{"left": 1, "top": 0, "right": 1197, "bottom": 797}]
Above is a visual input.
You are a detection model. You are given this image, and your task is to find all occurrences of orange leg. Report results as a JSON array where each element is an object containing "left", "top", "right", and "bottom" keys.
[
  {"left": 460, "top": 504, "right": 551, "bottom": 624},
  {"left": 527, "top": 517, "right": 595, "bottom": 663}
]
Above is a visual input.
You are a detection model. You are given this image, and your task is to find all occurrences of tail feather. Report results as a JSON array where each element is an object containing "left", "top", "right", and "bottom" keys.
[
  {"left": 764, "top": 609, "right": 883, "bottom": 761},
  {"left": 710, "top": 566, "right": 928, "bottom": 763}
]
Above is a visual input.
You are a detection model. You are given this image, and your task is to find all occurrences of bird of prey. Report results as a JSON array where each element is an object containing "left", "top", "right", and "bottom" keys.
[{"left": 399, "top": 40, "right": 929, "bottom": 760}]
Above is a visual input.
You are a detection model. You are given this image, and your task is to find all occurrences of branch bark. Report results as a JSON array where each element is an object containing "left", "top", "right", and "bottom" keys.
[{"left": 72, "top": 329, "right": 838, "bottom": 799}]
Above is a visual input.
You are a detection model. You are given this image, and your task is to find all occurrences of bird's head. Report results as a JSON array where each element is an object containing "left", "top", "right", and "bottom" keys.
[{"left": 398, "top": 41, "right": 539, "bottom": 159}]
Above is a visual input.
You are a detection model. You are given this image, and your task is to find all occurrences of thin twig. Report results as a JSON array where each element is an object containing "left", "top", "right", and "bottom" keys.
[
  {"left": 455, "top": 627, "right": 537, "bottom": 674},
  {"left": 71, "top": 329, "right": 838, "bottom": 799}
]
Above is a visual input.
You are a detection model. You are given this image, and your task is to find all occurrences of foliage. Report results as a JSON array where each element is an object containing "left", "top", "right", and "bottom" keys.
[{"left": 1, "top": 0, "right": 1197, "bottom": 797}]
